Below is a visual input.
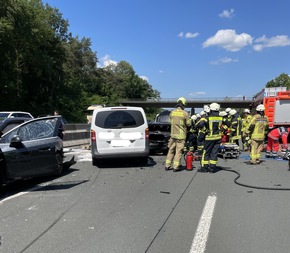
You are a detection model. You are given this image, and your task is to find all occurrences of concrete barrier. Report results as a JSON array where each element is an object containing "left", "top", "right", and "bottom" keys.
[{"left": 63, "top": 123, "right": 90, "bottom": 148}]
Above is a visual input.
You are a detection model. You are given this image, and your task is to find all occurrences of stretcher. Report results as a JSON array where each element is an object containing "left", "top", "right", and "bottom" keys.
[{"left": 219, "top": 142, "right": 240, "bottom": 159}]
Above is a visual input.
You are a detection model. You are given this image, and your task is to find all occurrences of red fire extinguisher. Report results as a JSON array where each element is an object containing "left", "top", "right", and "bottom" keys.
[{"left": 186, "top": 151, "right": 193, "bottom": 171}]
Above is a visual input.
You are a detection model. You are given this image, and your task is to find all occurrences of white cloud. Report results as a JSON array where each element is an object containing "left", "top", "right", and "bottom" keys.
[
  {"left": 210, "top": 57, "right": 239, "bottom": 65},
  {"left": 185, "top": 32, "right": 199, "bottom": 39},
  {"left": 140, "top": 76, "right": 149, "bottom": 82},
  {"left": 178, "top": 32, "right": 184, "bottom": 37},
  {"left": 178, "top": 32, "right": 199, "bottom": 39},
  {"left": 98, "top": 54, "right": 118, "bottom": 68},
  {"left": 202, "top": 29, "right": 253, "bottom": 52},
  {"left": 189, "top": 91, "right": 206, "bottom": 96},
  {"left": 253, "top": 35, "right": 290, "bottom": 51},
  {"left": 218, "top": 9, "right": 235, "bottom": 18}
]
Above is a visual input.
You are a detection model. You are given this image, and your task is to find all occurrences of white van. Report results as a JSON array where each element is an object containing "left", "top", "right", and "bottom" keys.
[{"left": 90, "top": 106, "right": 149, "bottom": 166}]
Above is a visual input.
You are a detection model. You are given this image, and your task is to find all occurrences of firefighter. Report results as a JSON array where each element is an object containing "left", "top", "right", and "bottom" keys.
[
  {"left": 241, "top": 109, "right": 252, "bottom": 151},
  {"left": 229, "top": 109, "right": 242, "bottom": 146},
  {"left": 184, "top": 114, "right": 198, "bottom": 152},
  {"left": 247, "top": 104, "right": 269, "bottom": 165},
  {"left": 219, "top": 111, "right": 230, "bottom": 143},
  {"left": 198, "top": 102, "right": 223, "bottom": 173},
  {"left": 165, "top": 97, "right": 190, "bottom": 172},
  {"left": 195, "top": 111, "right": 208, "bottom": 157},
  {"left": 266, "top": 127, "right": 290, "bottom": 158}
]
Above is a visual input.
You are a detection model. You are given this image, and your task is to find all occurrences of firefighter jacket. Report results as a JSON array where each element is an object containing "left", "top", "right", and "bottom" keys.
[
  {"left": 196, "top": 116, "right": 208, "bottom": 135},
  {"left": 241, "top": 114, "right": 253, "bottom": 137},
  {"left": 247, "top": 113, "right": 269, "bottom": 141},
  {"left": 268, "top": 127, "right": 289, "bottom": 146},
  {"left": 230, "top": 114, "right": 242, "bottom": 140},
  {"left": 198, "top": 111, "right": 223, "bottom": 141},
  {"left": 169, "top": 107, "right": 190, "bottom": 140}
]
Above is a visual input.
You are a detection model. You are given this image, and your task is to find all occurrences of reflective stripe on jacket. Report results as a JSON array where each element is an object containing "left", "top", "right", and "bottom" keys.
[
  {"left": 230, "top": 115, "right": 242, "bottom": 140},
  {"left": 268, "top": 127, "right": 289, "bottom": 144},
  {"left": 205, "top": 114, "right": 223, "bottom": 141},
  {"left": 170, "top": 107, "right": 190, "bottom": 140},
  {"left": 248, "top": 114, "right": 268, "bottom": 140}
]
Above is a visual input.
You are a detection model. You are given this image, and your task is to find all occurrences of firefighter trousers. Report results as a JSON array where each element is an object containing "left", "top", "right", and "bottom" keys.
[
  {"left": 165, "top": 138, "right": 185, "bottom": 169},
  {"left": 203, "top": 139, "right": 221, "bottom": 167},
  {"left": 250, "top": 139, "right": 264, "bottom": 163}
]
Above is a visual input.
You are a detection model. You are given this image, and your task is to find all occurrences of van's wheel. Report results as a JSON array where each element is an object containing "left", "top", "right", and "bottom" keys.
[
  {"left": 140, "top": 157, "right": 148, "bottom": 165},
  {"left": 92, "top": 158, "right": 98, "bottom": 166},
  {"left": 55, "top": 152, "right": 63, "bottom": 175}
]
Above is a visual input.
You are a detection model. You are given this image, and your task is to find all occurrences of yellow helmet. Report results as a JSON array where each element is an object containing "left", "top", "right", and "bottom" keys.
[{"left": 177, "top": 97, "right": 186, "bottom": 106}]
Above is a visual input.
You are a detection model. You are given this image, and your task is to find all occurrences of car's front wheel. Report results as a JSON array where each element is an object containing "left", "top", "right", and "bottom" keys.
[{"left": 55, "top": 152, "right": 63, "bottom": 175}]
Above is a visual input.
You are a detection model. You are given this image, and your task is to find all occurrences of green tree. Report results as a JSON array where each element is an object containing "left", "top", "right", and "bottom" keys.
[
  {"left": 266, "top": 73, "right": 290, "bottom": 89},
  {"left": 0, "top": 0, "right": 69, "bottom": 116}
]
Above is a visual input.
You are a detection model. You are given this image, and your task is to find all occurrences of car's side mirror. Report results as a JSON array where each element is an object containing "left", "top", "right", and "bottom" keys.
[{"left": 10, "top": 135, "right": 23, "bottom": 148}]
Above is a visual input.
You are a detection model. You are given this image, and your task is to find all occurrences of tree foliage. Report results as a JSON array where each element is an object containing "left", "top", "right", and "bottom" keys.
[
  {"left": 0, "top": 0, "right": 160, "bottom": 122},
  {"left": 265, "top": 73, "right": 290, "bottom": 90}
]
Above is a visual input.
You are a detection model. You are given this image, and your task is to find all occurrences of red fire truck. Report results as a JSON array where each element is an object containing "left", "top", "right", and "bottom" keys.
[{"left": 254, "top": 87, "right": 290, "bottom": 129}]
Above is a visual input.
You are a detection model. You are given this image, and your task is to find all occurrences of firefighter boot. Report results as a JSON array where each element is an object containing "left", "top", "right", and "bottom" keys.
[
  {"left": 208, "top": 164, "right": 216, "bottom": 173},
  {"left": 199, "top": 164, "right": 209, "bottom": 173}
]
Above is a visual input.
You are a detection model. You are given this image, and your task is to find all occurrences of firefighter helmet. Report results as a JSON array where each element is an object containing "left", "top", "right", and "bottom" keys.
[
  {"left": 177, "top": 97, "right": 186, "bottom": 106},
  {"left": 196, "top": 113, "right": 201, "bottom": 118},
  {"left": 243, "top": 109, "right": 250, "bottom": 114},
  {"left": 225, "top": 107, "right": 231, "bottom": 113},
  {"left": 191, "top": 115, "right": 197, "bottom": 121},
  {"left": 200, "top": 111, "right": 206, "bottom": 116},
  {"left": 256, "top": 104, "right": 265, "bottom": 111},
  {"left": 209, "top": 102, "right": 220, "bottom": 111},
  {"left": 219, "top": 111, "right": 227, "bottom": 117},
  {"left": 204, "top": 105, "right": 210, "bottom": 113},
  {"left": 229, "top": 109, "right": 237, "bottom": 116}
]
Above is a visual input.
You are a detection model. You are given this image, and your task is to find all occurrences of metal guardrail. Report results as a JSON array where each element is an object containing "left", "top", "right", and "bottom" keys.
[
  {"left": 125, "top": 97, "right": 255, "bottom": 102},
  {"left": 63, "top": 123, "right": 90, "bottom": 148}
]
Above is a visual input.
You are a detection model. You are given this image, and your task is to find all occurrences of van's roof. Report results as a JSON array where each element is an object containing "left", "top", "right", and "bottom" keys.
[{"left": 87, "top": 105, "right": 104, "bottom": 110}]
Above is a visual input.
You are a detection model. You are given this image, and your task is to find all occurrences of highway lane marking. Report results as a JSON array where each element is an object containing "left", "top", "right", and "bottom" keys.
[
  {"left": 189, "top": 193, "right": 217, "bottom": 253},
  {"left": 0, "top": 181, "right": 59, "bottom": 204}
]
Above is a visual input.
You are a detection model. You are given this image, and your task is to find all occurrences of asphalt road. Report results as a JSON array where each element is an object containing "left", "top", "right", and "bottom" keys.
[{"left": 1, "top": 149, "right": 290, "bottom": 253}]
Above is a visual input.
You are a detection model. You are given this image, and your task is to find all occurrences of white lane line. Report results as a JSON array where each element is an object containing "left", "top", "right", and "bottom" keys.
[
  {"left": 189, "top": 193, "right": 217, "bottom": 253},
  {"left": 0, "top": 182, "right": 53, "bottom": 204}
]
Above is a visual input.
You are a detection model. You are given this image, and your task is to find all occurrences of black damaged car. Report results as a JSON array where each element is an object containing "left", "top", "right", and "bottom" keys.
[
  {"left": 148, "top": 110, "right": 171, "bottom": 155},
  {"left": 0, "top": 116, "right": 75, "bottom": 186}
]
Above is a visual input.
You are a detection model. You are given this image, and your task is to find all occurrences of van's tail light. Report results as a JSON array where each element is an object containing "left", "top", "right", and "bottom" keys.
[
  {"left": 145, "top": 127, "right": 149, "bottom": 139},
  {"left": 91, "top": 129, "right": 96, "bottom": 143}
]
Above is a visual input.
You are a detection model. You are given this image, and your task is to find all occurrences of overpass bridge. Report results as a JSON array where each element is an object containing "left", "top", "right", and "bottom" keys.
[{"left": 120, "top": 97, "right": 255, "bottom": 110}]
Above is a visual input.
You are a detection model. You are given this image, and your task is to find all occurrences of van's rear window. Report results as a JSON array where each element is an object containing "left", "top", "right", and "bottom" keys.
[{"left": 95, "top": 110, "right": 145, "bottom": 129}]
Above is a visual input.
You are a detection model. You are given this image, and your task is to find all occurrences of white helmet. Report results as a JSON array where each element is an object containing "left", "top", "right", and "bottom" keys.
[
  {"left": 204, "top": 105, "right": 210, "bottom": 113},
  {"left": 196, "top": 113, "right": 201, "bottom": 118},
  {"left": 200, "top": 111, "right": 206, "bottom": 116},
  {"left": 229, "top": 109, "right": 237, "bottom": 116},
  {"left": 243, "top": 109, "right": 250, "bottom": 114},
  {"left": 191, "top": 115, "right": 197, "bottom": 121},
  {"left": 256, "top": 104, "right": 265, "bottom": 111},
  {"left": 225, "top": 107, "right": 231, "bottom": 113},
  {"left": 209, "top": 102, "right": 220, "bottom": 111},
  {"left": 219, "top": 111, "right": 227, "bottom": 117}
]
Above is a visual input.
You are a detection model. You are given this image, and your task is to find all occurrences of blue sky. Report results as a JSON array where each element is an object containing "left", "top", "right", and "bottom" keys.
[{"left": 43, "top": 0, "right": 290, "bottom": 100}]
